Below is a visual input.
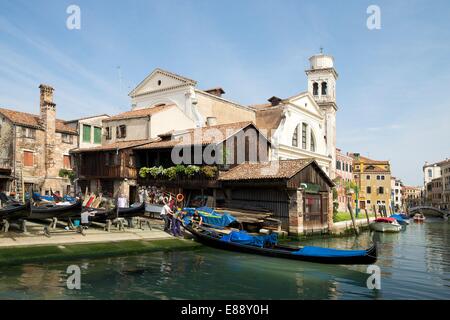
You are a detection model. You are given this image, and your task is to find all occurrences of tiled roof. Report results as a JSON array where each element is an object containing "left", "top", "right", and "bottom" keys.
[
  {"left": 0, "top": 107, "right": 78, "bottom": 134},
  {"left": 71, "top": 139, "right": 151, "bottom": 153},
  {"left": 64, "top": 114, "right": 110, "bottom": 123},
  {"left": 218, "top": 159, "right": 315, "bottom": 181},
  {"left": 134, "top": 121, "right": 259, "bottom": 150},
  {"left": 255, "top": 107, "right": 284, "bottom": 133},
  {"left": 349, "top": 154, "right": 390, "bottom": 165},
  {"left": 104, "top": 105, "right": 174, "bottom": 122}
]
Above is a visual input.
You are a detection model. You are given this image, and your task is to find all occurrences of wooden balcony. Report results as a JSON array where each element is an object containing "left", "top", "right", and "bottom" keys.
[
  {"left": 79, "top": 165, "right": 137, "bottom": 180},
  {"left": 138, "top": 174, "right": 220, "bottom": 189}
]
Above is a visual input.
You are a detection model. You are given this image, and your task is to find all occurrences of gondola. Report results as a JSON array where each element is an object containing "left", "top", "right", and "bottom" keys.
[
  {"left": 183, "top": 224, "right": 377, "bottom": 265},
  {"left": 0, "top": 201, "right": 30, "bottom": 220},
  {"left": 65, "top": 202, "right": 146, "bottom": 223},
  {"left": 29, "top": 199, "right": 82, "bottom": 220}
]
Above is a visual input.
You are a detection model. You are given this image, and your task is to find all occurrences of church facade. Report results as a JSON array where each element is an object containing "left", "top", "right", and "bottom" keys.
[{"left": 123, "top": 52, "right": 338, "bottom": 178}]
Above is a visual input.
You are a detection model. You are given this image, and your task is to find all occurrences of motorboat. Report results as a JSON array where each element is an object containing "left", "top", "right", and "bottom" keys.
[
  {"left": 413, "top": 213, "right": 426, "bottom": 222},
  {"left": 369, "top": 217, "right": 402, "bottom": 232}
]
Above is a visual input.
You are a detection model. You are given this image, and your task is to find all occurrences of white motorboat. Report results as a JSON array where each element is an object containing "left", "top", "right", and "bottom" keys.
[{"left": 369, "top": 217, "right": 402, "bottom": 233}]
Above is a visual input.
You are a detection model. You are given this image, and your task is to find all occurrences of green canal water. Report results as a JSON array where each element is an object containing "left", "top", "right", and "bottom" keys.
[{"left": 0, "top": 219, "right": 449, "bottom": 300}]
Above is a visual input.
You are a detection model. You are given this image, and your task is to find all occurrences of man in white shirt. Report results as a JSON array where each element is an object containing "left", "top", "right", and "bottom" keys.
[
  {"left": 81, "top": 210, "right": 95, "bottom": 229},
  {"left": 160, "top": 201, "right": 173, "bottom": 232}
]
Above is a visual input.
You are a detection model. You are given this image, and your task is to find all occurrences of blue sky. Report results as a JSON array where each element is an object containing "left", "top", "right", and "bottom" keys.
[{"left": 0, "top": 0, "right": 449, "bottom": 185}]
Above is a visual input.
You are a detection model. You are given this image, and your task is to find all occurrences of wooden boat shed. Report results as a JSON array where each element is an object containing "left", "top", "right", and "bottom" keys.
[{"left": 218, "top": 159, "right": 335, "bottom": 235}]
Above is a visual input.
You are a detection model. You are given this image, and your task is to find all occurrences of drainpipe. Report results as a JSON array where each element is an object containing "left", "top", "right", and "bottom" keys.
[
  {"left": 12, "top": 124, "right": 16, "bottom": 195},
  {"left": 146, "top": 115, "right": 151, "bottom": 139}
]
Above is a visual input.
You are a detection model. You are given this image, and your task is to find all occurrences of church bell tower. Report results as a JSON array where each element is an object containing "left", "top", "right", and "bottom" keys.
[{"left": 306, "top": 51, "right": 338, "bottom": 178}]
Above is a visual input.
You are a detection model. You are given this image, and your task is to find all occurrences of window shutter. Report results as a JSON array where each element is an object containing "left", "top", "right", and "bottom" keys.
[{"left": 23, "top": 151, "right": 33, "bottom": 167}]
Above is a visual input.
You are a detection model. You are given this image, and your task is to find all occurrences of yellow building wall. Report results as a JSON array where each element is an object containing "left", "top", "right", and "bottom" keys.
[{"left": 353, "top": 162, "right": 392, "bottom": 212}]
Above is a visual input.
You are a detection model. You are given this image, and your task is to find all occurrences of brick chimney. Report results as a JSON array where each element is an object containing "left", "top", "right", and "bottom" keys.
[
  {"left": 39, "top": 84, "right": 56, "bottom": 173},
  {"left": 204, "top": 87, "right": 225, "bottom": 97}
]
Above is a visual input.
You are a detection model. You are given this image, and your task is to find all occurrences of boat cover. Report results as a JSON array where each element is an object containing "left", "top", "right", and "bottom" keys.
[
  {"left": 182, "top": 207, "right": 237, "bottom": 227},
  {"left": 390, "top": 214, "right": 408, "bottom": 223},
  {"left": 375, "top": 217, "right": 395, "bottom": 223},
  {"left": 292, "top": 246, "right": 368, "bottom": 257},
  {"left": 220, "top": 230, "right": 278, "bottom": 248}
]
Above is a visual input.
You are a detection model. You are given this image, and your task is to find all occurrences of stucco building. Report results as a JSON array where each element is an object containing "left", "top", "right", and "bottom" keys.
[
  {"left": 0, "top": 85, "right": 78, "bottom": 197},
  {"left": 403, "top": 185, "right": 422, "bottom": 207},
  {"left": 391, "top": 177, "right": 403, "bottom": 211},
  {"left": 441, "top": 160, "right": 450, "bottom": 206},
  {"left": 350, "top": 153, "right": 392, "bottom": 213},
  {"left": 334, "top": 148, "right": 354, "bottom": 212}
]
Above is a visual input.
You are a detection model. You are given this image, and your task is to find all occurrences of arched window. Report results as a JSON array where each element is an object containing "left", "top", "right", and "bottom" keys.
[
  {"left": 321, "top": 82, "right": 328, "bottom": 95},
  {"left": 292, "top": 125, "right": 298, "bottom": 147},
  {"left": 301, "top": 123, "right": 307, "bottom": 149},
  {"left": 312, "top": 82, "right": 319, "bottom": 96},
  {"left": 310, "top": 130, "right": 316, "bottom": 152}
]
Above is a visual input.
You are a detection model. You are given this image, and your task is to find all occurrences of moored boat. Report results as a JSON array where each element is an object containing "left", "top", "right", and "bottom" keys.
[
  {"left": 413, "top": 213, "right": 426, "bottom": 222},
  {"left": 29, "top": 199, "right": 82, "bottom": 220},
  {"left": 66, "top": 202, "right": 146, "bottom": 223},
  {"left": 183, "top": 224, "right": 377, "bottom": 265},
  {"left": 390, "top": 214, "right": 410, "bottom": 225},
  {"left": 369, "top": 217, "right": 402, "bottom": 232},
  {"left": 0, "top": 201, "right": 30, "bottom": 220}
]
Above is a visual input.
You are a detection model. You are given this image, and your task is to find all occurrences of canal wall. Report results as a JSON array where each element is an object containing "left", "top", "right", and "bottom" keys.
[{"left": 0, "top": 238, "right": 201, "bottom": 266}]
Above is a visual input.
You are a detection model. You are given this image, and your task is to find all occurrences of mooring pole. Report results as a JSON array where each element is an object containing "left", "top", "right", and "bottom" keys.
[{"left": 347, "top": 203, "right": 359, "bottom": 235}]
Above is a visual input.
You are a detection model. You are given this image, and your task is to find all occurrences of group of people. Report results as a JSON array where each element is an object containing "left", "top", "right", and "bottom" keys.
[{"left": 160, "top": 198, "right": 203, "bottom": 237}]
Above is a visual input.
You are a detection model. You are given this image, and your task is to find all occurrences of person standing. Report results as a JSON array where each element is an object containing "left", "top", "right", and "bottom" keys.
[
  {"left": 171, "top": 209, "right": 183, "bottom": 237},
  {"left": 160, "top": 200, "right": 173, "bottom": 232}
]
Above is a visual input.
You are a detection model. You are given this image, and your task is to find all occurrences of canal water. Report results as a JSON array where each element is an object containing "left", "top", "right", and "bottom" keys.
[{"left": 0, "top": 219, "right": 449, "bottom": 299}]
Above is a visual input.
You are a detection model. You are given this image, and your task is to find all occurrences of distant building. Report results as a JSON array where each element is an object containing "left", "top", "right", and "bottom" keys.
[
  {"left": 425, "top": 178, "right": 443, "bottom": 207},
  {"left": 0, "top": 85, "right": 78, "bottom": 196},
  {"left": 423, "top": 158, "right": 450, "bottom": 207},
  {"left": 391, "top": 177, "right": 403, "bottom": 211},
  {"left": 349, "top": 153, "right": 391, "bottom": 213},
  {"left": 335, "top": 148, "right": 354, "bottom": 212},
  {"left": 403, "top": 185, "right": 422, "bottom": 207},
  {"left": 440, "top": 160, "right": 450, "bottom": 206}
]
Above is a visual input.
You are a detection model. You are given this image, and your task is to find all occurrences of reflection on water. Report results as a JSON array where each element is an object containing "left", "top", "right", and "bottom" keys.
[{"left": 0, "top": 220, "right": 449, "bottom": 300}]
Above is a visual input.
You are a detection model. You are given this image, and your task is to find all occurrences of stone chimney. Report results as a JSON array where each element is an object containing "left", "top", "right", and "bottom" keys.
[
  {"left": 204, "top": 87, "right": 225, "bottom": 98},
  {"left": 39, "top": 84, "right": 57, "bottom": 174},
  {"left": 268, "top": 96, "right": 282, "bottom": 107}
]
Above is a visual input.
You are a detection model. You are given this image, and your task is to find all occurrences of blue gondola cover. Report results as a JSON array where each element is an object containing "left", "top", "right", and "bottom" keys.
[
  {"left": 220, "top": 230, "right": 278, "bottom": 248},
  {"left": 182, "top": 207, "right": 237, "bottom": 228},
  {"left": 292, "top": 246, "right": 368, "bottom": 257}
]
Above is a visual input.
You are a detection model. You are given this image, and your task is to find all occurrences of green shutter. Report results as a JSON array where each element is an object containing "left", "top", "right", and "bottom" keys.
[
  {"left": 94, "top": 127, "right": 102, "bottom": 144},
  {"left": 83, "top": 125, "right": 91, "bottom": 143}
]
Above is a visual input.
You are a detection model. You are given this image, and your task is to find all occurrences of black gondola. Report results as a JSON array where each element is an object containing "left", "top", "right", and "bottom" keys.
[
  {"left": 0, "top": 201, "right": 30, "bottom": 220},
  {"left": 65, "top": 202, "right": 146, "bottom": 223},
  {"left": 184, "top": 224, "right": 377, "bottom": 265},
  {"left": 29, "top": 199, "right": 82, "bottom": 220}
]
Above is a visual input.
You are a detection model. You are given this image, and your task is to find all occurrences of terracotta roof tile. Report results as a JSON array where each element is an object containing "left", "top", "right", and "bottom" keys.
[
  {"left": 254, "top": 106, "right": 284, "bottom": 132},
  {"left": 218, "top": 159, "right": 315, "bottom": 181},
  {"left": 104, "top": 105, "right": 174, "bottom": 122},
  {"left": 71, "top": 139, "right": 151, "bottom": 153},
  {"left": 0, "top": 107, "right": 77, "bottom": 134},
  {"left": 135, "top": 121, "right": 258, "bottom": 150}
]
